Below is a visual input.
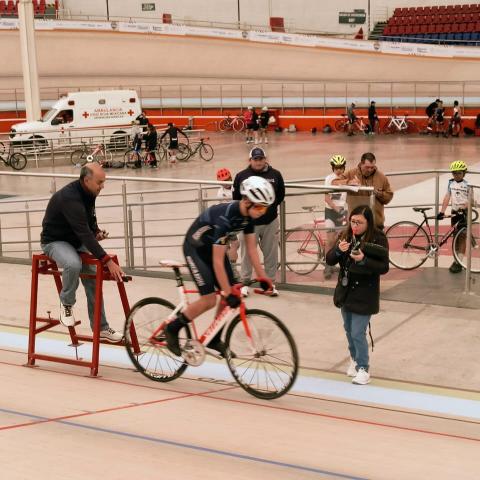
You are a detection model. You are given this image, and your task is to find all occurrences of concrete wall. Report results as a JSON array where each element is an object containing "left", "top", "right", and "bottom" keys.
[
  {"left": 60, "top": 0, "right": 478, "bottom": 34},
  {"left": 1, "top": 28, "right": 480, "bottom": 92}
]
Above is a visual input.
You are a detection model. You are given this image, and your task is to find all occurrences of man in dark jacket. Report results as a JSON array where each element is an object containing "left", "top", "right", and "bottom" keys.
[
  {"left": 232, "top": 147, "right": 285, "bottom": 296},
  {"left": 160, "top": 122, "right": 188, "bottom": 164},
  {"left": 40, "top": 163, "right": 124, "bottom": 342},
  {"left": 143, "top": 123, "right": 158, "bottom": 167}
]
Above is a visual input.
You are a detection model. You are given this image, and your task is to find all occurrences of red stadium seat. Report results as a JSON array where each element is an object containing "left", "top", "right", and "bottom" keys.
[
  {"left": 270, "top": 17, "right": 285, "bottom": 32},
  {"left": 412, "top": 24, "right": 421, "bottom": 34},
  {"left": 459, "top": 23, "right": 467, "bottom": 32},
  {"left": 420, "top": 24, "right": 428, "bottom": 34},
  {"left": 162, "top": 13, "right": 172, "bottom": 23},
  {"left": 405, "top": 25, "right": 413, "bottom": 34},
  {"left": 0, "top": 0, "right": 6, "bottom": 15},
  {"left": 398, "top": 25, "right": 406, "bottom": 35}
]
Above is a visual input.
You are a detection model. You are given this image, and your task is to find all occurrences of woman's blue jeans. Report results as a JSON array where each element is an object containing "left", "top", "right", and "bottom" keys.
[
  {"left": 341, "top": 307, "right": 371, "bottom": 371},
  {"left": 42, "top": 241, "right": 108, "bottom": 331}
]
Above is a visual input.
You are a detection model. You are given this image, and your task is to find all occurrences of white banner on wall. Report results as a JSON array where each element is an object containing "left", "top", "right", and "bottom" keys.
[{"left": 1, "top": 18, "right": 479, "bottom": 60}]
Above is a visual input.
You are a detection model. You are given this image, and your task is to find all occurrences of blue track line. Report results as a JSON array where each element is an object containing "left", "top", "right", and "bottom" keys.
[{"left": 0, "top": 406, "right": 368, "bottom": 480}]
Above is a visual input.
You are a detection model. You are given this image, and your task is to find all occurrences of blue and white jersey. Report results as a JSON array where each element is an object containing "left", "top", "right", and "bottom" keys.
[
  {"left": 185, "top": 201, "right": 254, "bottom": 248},
  {"left": 448, "top": 178, "right": 469, "bottom": 211}
]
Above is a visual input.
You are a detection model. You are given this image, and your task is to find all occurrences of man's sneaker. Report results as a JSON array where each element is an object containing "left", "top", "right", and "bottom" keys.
[
  {"left": 99, "top": 327, "right": 123, "bottom": 343},
  {"left": 59, "top": 304, "right": 75, "bottom": 327},
  {"left": 352, "top": 367, "right": 370, "bottom": 385},
  {"left": 347, "top": 359, "right": 357, "bottom": 377},
  {"left": 240, "top": 286, "right": 249, "bottom": 297},
  {"left": 269, "top": 285, "right": 279, "bottom": 297},
  {"left": 449, "top": 261, "right": 463, "bottom": 274}
]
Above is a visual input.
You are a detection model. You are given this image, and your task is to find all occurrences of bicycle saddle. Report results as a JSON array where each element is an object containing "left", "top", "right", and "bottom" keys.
[
  {"left": 159, "top": 260, "right": 186, "bottom": 268},
  {"left": 413, "top": 207, "right": 432, "bottom": 212}
]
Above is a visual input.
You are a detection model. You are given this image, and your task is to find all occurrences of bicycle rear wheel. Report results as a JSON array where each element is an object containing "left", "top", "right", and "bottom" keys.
[
  {"left": 124, "top": 149, "right": 140, "bottom": 168},
  {"left": 334, "top": 119, "right": 347, "bottom": 132},
  {"left": 406, "top": 120, "right": 418, "bottom": 134},
  {"left": 382, "top": 122, "right": 395, "bottom": 134},
  {"left": 70, "top": 149, "right": 88, "bottom": 166},
  {"left": 225, "top": 309, "right": 298, "bottom": 400},
  {"left": 386, "top": 221, "right": 430, "bottom": 269},
  {"left": 176, "top": 143, "right": 191, "bottom": 162},
  {"left": 124, "top": 297, "right": 190, "bottom": 382},
  {"left": 452, "top": 223, "right": 480, "bottom": 273},
  {"left": 0, "top": 141, "right": 5, "bottom": 155},
  {"left": 284, "top": 228, "right": 322, "bottom": 275},
  {"left": 9, "top": 153, "right": 27, "bottom": 170},
  {"left": 199, "top": 143, "right": 214, "bottom": 161},
  {"left": 232, "top": 118, "right": 245, "bottom": 132},
  {"left": 218, "top": 118, "right": 230, "bottom": 132}
]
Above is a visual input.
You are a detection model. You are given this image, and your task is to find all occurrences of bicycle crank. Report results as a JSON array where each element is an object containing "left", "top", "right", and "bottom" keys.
[{"left": 182, "top": 339, "right": 206, "bottom": 366}]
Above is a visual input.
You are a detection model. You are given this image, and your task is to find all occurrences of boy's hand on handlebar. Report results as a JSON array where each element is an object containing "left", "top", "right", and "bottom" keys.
[
  {"left": 224, "top": 293, "right": 241, "bottom": 308},
  {"left": 436, "top": 212, "right": 445, "bottom": 220}
]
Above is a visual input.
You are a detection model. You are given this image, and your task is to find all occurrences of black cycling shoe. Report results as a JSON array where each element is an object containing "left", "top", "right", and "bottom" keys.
[
  {"left": 165, "top": 325, "right": 182, "bottom": 356},
  {"left": 449, "top": 261, "right": 463, "bottom": 274},
  {"left": 207, "top": 340, "right": 236, "bottom": 359}
]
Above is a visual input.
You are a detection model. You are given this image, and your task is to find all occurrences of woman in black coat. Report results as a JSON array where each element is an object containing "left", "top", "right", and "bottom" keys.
[{"left": 325, "top": 205, "right": 389, "bottom": 385}]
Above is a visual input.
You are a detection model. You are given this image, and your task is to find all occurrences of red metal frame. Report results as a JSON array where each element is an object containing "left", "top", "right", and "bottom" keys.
[{"left": 27, "top": 252, "right": 138, "bottom": 376}]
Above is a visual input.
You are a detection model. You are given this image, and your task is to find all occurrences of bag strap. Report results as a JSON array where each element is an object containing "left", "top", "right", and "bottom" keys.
[{"left": 368, "top": 322, "right": 374, "bottom": 351}]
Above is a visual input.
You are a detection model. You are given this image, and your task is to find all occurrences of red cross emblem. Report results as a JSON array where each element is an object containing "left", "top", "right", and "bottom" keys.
[
  {"left": 127, "top": 109, "right": 134, "bottom": 116},
  {"left": 82, "top": 111, "right": 89, "bottom": 119}
]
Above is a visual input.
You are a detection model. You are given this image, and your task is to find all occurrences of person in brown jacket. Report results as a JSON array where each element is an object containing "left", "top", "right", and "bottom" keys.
[{"left": 344, "top": 152, "right": 393, "bottom": 229}]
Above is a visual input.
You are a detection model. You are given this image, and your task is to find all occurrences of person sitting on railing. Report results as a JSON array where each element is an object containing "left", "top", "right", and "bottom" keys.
[
  {"left": 40, "top": 163, "right": 124, "bottom": 343},
  {"left": 437, "top": 160, "right": 472, "bottom": 274}
]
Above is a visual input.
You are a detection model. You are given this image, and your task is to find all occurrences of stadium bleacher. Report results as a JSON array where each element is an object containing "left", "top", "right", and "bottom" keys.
[{"left": 0, "top": 0, "right": 56, "bottom": 18}]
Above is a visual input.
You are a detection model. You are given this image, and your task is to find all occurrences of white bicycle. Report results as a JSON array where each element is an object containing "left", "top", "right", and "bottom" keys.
[{"left": 382, "top": 115, "right": 418, "bottom": 134}]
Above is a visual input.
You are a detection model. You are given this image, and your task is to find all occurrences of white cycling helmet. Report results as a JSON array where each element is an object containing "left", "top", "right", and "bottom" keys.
[{"left": 240, "top": 176, "right": 275, "bottom": 206}]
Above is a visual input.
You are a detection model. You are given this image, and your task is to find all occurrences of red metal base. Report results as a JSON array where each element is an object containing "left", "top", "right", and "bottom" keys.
[{"left": 27, "top": 253, "right": 138, "bottom": 376}]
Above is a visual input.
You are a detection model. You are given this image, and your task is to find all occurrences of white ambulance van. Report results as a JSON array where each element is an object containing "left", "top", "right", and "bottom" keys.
[{"left": 10, "top": 90, "right": 142, "bottom": 148}]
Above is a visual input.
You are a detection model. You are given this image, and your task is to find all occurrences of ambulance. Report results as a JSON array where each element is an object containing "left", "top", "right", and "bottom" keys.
[{"left": 9, "top": 90, "right": 142, "bottom": 148}]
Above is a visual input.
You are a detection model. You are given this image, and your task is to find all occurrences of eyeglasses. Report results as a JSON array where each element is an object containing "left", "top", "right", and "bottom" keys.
[
  {"left": 350, "top": 220, "right": 366, "bottom": 226},
  {"left": 251, "top": 204, "right": 268, "bottom": 213}
]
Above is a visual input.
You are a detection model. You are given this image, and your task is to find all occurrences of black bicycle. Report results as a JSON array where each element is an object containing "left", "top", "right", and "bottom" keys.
[
  {"left": 386, "top": 207, "right": 479, "bottom": 272},
  {"left": 0, "top": 143, "right": 27, "bottom": 171},
  {"left": 184, "top": 137, "right": 214, "bottom": 162}
]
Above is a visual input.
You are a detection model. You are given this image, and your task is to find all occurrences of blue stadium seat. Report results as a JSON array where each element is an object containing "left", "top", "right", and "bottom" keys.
[
  {"left": 463, "top": 32, "right": 471, "bottom": 40},
  {"left": 454, "top": 32, "right": 463, "bottom": 40}
]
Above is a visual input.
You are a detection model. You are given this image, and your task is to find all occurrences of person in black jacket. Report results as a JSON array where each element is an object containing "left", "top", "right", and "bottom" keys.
[
  {"left": 325, "top": 205, "right": 389, "bottom": 385},
  {"left": 367, "top": 101, "right": 378, "bottom": 135},
  {"left": 160, "top": 122, "right": 188, "bottom": 164},
  {"left": 142, "top": 123, "right": 158, "bottom": 167},
  {"left": 40, "top": 163, "right": 124, "bottom": 342},
  {"left": 232, "top": 147, "right": 285, "bottom": 296}
]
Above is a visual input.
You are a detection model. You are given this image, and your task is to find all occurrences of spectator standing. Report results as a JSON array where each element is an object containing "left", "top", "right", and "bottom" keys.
[
  {"left": 448, "top": 100, "right": 461, "bottom": 137},
  {"left": 160, "top": 122, "right": 188, "bottom": 164},
  {"left": 344, "top": 152, "right": 393, "bottom": 230},
  {"left": 232, "top": 147, "right": 285, "bottom": 297},
  {"left": 435, "top": 100, "right": 446, "bottom": 138},
  {"left": 250, "top": 107, "right": 260, "bottom": 144},
  {"left": 258, "top": 106, "right": 271, "bottom": 144},
  {"left": 244, "top": 106, "right": 254, "bottom": 144},
  {"left": 143, "top": 123, "right": 158, "bottom": 167},
  {"left": 367, "top": 101, "right": 378, "bottom": 135},
  {"left": 324, "top": 154, "right": 348, "bottom": 279},
  {"left": 40, "top": 163, "right": 124, "bottom": 342},
  {"left": 425, "top": 98, "right": 440, "bottom": 133},
  {"left": 136, "top": 111, "right": 149, "bottom": 127},
  {"left": 346, "top": 102, "right": 357, "bottom": 136},
  {"left": 325, "top": 205, "right": 389, "bottom": 385}
]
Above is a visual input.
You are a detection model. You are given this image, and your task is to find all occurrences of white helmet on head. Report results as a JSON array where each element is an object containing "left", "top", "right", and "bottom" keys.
[
  {"left": 247, "top": 105, "right": 253, "bottom": 110},
  {"left": 240, "top": 176, "right": 275, "bottom": 206},
  {"left": 262, "top": 106, "right": 268, "bottom": 111}
]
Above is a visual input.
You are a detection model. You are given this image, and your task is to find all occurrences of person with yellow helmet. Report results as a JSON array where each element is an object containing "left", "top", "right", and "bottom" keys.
[
  {"left": 437, "top": 160, "right": 470, "bottom": 273},
  {"left": 324, "top": 154, "right": 348, "bottom": 279}
]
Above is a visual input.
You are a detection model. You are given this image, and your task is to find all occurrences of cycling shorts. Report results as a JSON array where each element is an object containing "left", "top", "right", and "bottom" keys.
[
  {"left": 183, "top": 241, "right": 236, "bottom": 296},
  {"left": 451, "top": 210, "right": 466, "bottom": 230},
  {"left": 325, "top": 208, "right": 346, "bottom": 230},
  {"left": 247, "top": 122, "right": 259, "bottom": 131},
  {"left": 348, "top": 116, "right": 356, "bottom": 125},
  {"left": 169, "top": 140, "right": 179, "bottom": 149}
]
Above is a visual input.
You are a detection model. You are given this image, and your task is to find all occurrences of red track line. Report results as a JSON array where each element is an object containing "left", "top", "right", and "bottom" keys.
[{"left": 1, "top": 358, "right": 479, "bottom": 443}]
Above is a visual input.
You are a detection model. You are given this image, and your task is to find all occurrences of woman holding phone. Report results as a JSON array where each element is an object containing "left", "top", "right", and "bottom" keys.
[{"left": 325, "top": 205, "right": 389, "bottom": 385}]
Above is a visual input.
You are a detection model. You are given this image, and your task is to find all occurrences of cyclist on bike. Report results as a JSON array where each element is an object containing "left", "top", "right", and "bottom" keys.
[
  {"left": 347, "top": 102, "right": 357, "bottom": 136},
  {"left": 425, "top": 98, "right": 440, "bottom": 133},
  {"left": 165, "top": 176, "right": 275, "bottom": 357},
  {"left": 160, "top": 122, "right": 188, "bottom": 164},
  {"left": 142, "top": 123, "right": 158, "bottom": 168},
  {"left": 437, "top": 160, "right": 472, "bottom": 273},
  {"left": 435, "top": 100, "right": 446, "bottom": 138},
  {"left": 130, "top": 120, "right": 143, "bottom": 168},
  {"left": 324, "top": 154, "right": 348, "bottom": 279}
]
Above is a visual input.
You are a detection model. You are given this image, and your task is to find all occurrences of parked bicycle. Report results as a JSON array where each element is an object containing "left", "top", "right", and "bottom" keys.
[
  {"left": 386, "top": 207, "right": 479, "bottom": 271},
  {"left": 382, "top": 115, "right": 418, "bottom": 134},
  {"left": 334, "top": 114, "right": 368, "bottom": 134},
  {"left": 0, "top": 142, "right": 27, "bottom": 171},
  {"left": 124, "top": 260, "right": 298, "bottom": 400},
  {"left": 218, "top": 114, "right": 245, "bottom": 132},
  {"left": 70, "top": 142, "right": 113, "bottom": 166},
  {"left": 123, "top": 148, "right": 158, "bottom": 168},
  {"left": 284, "top": 206, "right": 330, "bottom": 275},
  {"left": 157, "top": 138, "right": 190, "bottom": 163},
  {"left": 182, "top": 137, "right": 214, "bottom": 162}
]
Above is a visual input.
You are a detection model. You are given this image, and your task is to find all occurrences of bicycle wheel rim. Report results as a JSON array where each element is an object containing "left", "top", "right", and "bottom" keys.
[
  {"left": 386, "top": 221, "right": 430, "bottom": 270},
  {"left": 124, "top": 297, "right": 189, "bottom": 382},
  {"left": 218, "top": 119, "right": 228, "bottom": 131},
  {"left": 71, "top": 149, "right": 87, "bottom": 166},
  {"left": 284, "top": 229, "right": 321, "bottom": 275},
  {"left": 232, "top": 119, "right": 244, "bottom": 132},
  {"left": 124, "top": 150, "right": 139, "bottom": 167},
  {"left": 225, "top": 309, "right": 298, "bottom": 400},
  {"left": 10, "top": 153, "right": 27, "bottom": 170},
  {"left": 334, "top": 119, "right": 346, "bottom": 132},
  {"left": 176, "top": 143, "right": 190, "bottom": 161},
  {"left": 453, "top": 224, "right": 480, "bottom": 273},
  {"left": 199, "top": 144, "right": 214, "bottom": 161}
]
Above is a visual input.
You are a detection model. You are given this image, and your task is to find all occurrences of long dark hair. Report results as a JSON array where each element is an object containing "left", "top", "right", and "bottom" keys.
[{"left": 340, "top": 205, "right": 376, "bottom": 243}]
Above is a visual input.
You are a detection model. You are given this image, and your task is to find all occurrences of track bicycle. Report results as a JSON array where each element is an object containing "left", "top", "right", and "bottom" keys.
[
  {"left": 386, "top": 207, "right": 480, "bottom": 271},
  {"left": 283, "top": 206, "right": 331, "bottom": 275},
  {"left": 157, "top": 138, "right": 190, "bottom": 163},
  {"left": 0, "top": 142, "right": 27, "bottom": 170},
  {"left": 218, "top": 114, "right": 245, "bottom": 132},
  {"left": 124, "top": 260, "right": 298, "bottom": 400},
  {"left": 183, "top": 137, "right": 214, "bottom": 162},
  {"left": 123, "top": 148, "right": 158, "bottom": 168},
  {"left": 70, "top": 142, "right": 113, "bottom": 166},
  {"left": 334, "top": 114, "right": 368, "bottom": 134},
  {"left": 382, "top": 115, "right": 418, "bottom": 134},
  {"left": 0, "top": 141, "right": 5, "bottom": 155}
]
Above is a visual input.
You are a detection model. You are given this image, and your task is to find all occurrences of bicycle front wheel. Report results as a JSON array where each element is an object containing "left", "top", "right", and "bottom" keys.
[
  {"left": 199, "top": 143, "right": 214, "bottom": 161},
  {"left": 232, "top": 118, "right": 245, "bottom": 132},
  {"left": 406, "top": 120, "right": 418, "bottom": 134},
  {"left": 382, "top": 122, "right": 395, "bottom": 134},
  {"left": 124, "top": 297, "right": 190, "bottom": 382},
  {"left": 218, "top": 119, "right": 229, "bottom": 131},
  {"left": 71, "top": 149, "right": 88, "bottom": 166},
  {"left": 9, "top": 153, "right": 27, "bottom": 170},
  {"left": 225, "top": 309, "right": 298, "bottom": 400},
  {"left": 334, "top": 119, "right": 347, "bottom": 132},
  {"left": 176, "top": 143, "right": 191, "bottom": 162},
  {"left": 452, "top": 223, "right": 480, "bottom": 273},
  {"left": 123, "top": 149, "right": 140, "bottom": 168},
  {"left": 386, "top": 221, "right": 431, "bottom": 270},
  {"left": 284, "top": 228, "right": 322, "bottom": 275}
]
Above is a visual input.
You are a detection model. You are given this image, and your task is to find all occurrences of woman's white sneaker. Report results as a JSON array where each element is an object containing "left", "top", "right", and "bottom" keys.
[
  {"left": 347, "top": 359, "right": 357, "bottom": 377},
  {"left": 352, "top": 367, "right": 370, "bottom": 385},
  {"left": 59, "top": 303, "right": 75, "bottom": 327},
  {"left": 100, "top": 327, "right": 123, "bottom": 343}
]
